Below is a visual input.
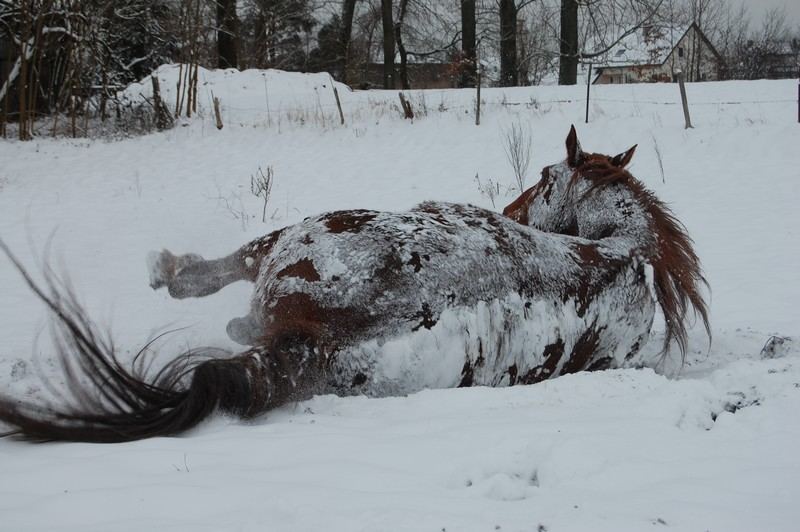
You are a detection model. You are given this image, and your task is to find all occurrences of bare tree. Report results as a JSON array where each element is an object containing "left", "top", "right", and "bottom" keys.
[
  {"left": 502, "top": 120, "right": 532, "bottom": 192},
  {"left": 339, "top": 0, "right": 357, "bottom": 82},
  {"left": 216, "top": 0, "right": 239, "bottom": 68},
  {"left": 558, "top": 0, "right": 664, "bottom": 85},
  {"left": 517, "top": 3, "right": 558, "bottom": 85},
  {"left": 499, "top": 0, "right": 518, "bottom": 86},
  {"left": 558, "top": 0, "right": 578, "bottom": 85},
  {"left": 394, "top": 0, "right": 410, "bottom": 88},
  {"left": 459, "top": 0, "right": 476, "bottom": 87},
  {"left": 381, "top": 0, "right": 395, "bottom": 88}
]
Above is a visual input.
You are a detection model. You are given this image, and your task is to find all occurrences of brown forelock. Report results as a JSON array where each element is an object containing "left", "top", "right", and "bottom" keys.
[{"left": 570, "top": 154, "right": 711, "bottom": 359}]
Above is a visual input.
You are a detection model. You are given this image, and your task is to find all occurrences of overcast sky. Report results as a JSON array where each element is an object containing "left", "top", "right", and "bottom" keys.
[{"left": 733, "top": 0, "right": 800, "bottom": 28}]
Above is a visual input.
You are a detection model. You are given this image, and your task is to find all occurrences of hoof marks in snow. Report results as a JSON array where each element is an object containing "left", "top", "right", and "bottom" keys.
[
  {"left": 463, "top": 469, "right": 539, "bottom": 501},
  {"left": 761, "top": 335, "right": 793, "bottom": 359}
]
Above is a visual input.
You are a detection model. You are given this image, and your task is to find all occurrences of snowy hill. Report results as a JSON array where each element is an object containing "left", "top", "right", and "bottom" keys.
[{"left": 0, "top": 69, "right": 798, "bottom": 531}]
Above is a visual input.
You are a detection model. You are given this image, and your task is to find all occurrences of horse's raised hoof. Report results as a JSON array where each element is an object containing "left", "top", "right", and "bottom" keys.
[
  {"left": 147, "top": 249, "right": 203, "bottom": 290},
  {"left": 226, "top": 315, "right": 264, "bottom": 346}
]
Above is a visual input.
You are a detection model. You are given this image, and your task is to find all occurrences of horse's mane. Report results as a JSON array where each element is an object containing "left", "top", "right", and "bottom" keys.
[{"left": 572, "top": 155, "right": 711, "bottom": 359}]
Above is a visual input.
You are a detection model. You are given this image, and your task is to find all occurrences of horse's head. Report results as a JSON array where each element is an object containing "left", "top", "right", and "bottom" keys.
[
  {"left": 503, "top": 125, "right": 636, "bottom": 236},
  {"left": 504, "top": 125, "right": 709, "bottom": 359}
]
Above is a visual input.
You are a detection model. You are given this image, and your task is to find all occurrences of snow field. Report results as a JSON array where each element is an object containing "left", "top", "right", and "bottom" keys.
[{"left": 0, "top": 68, "right": 798, "bottom": 531}]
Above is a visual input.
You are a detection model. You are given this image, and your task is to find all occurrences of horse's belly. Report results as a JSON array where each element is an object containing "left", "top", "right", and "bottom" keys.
[{"left": 324, "top": 291, "right": 652, "bottom": 397}]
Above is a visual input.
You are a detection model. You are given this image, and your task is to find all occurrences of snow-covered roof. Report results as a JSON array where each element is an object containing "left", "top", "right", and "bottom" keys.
[{"left": 595, "top": 24, "right": 690, "bottom": 68}]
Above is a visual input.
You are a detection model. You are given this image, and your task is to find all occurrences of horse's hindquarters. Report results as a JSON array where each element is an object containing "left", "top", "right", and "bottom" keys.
[{"left": 324, "top": 287, "right": 655, "bottom": 398}]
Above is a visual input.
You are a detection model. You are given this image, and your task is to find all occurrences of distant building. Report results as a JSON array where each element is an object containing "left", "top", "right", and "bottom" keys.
[
  {"left": 761, "top": 39, "right": 800, "bottom": 79},
  {"left": 347, "top": 63, "right": 456, "bottom": 90},
  {"left": 593, "top": 23, "right": 723, "bottom": 84}
]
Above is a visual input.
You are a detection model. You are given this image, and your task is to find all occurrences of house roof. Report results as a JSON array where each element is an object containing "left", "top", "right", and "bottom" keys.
[{"left": 593, "top": 23, "right": 720, "bottom": 70}]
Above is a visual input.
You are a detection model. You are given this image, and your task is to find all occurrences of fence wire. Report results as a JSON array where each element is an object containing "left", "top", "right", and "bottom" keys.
[{"left": 214, "top": 94, "right": 794, "bottom": 116}]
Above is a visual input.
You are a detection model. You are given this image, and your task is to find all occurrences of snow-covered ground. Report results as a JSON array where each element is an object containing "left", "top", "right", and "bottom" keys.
[{"left": 0, "top": 67, "right": 798, "bottom": 531}]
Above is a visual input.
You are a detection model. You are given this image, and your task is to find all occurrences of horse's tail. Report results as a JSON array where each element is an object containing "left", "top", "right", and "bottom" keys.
[{"left": 0, "top": 243, "right": 288, "bottom": 443}]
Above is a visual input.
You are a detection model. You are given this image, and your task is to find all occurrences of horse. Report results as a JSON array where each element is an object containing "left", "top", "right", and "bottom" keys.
[
  {"left": 0, "top": 126, "right": 709, "bottom": 442},
  {"left": 503, "top": 126, "right": 709, "bottom": 356}
]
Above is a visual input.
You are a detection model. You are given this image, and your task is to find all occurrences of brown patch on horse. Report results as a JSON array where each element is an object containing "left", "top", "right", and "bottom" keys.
[
  {"left": 323, "top": 210, "right": 378, "bottom": 234},
  {"left": 240, "top": 228, "right": 286, "bottom": 281},
  {"left": 268, "top": 292, "right": 377, "bottom": 352},
  {"left": 267, "top": 292, "right": 324, "bottom": 342},
  {"left": 276, "top": 258, "right": 321, "bottom": 282},
  {"left": 374, "top": 248, "right": 404, "bottom": 280},
  {"left": 408, "top": 252, "right": 430, "bottom": 272},
  {"left": 520, "top": 337, "right": 565, "bottom": 384},
  {"left": 485, "top": 214, "right": 516, "bottom": 256},
  {"left": 571, "top": 242, "right": 602, "bottom": 265},
  {"left": 411, "top": 303, "right": 437, "bottom": 331},
  {"left": 563, "top": 242, "right": 626, "bottom": 317},
  {"left": 561, "top": 325, "right": 605, "bottom": 375},
  {"left": 508, "top": 363, "right": 518, "bottom": 385},
  {"left": 570, "top": 156, "right": 711, "bottom": 358},
  {"left": 459, "top": 360, "right": 474, "bottom": 387},
  {"left": 587, "top": 356, "right": 613, "bottom": 371}
]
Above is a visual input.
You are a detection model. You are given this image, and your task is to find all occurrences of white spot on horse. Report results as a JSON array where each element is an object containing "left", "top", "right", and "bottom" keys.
[{"left": 245, "top": 256, "right": 255, "bottom": 268}]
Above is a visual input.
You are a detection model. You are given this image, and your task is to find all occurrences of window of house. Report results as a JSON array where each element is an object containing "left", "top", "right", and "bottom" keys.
[{"left": 678, "top": 47, "right": 684, "bottom": 58}]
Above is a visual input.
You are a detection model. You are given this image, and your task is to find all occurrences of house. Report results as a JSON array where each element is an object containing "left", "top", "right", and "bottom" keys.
[
  {"left": 346, "top": 62, "right": 456, "bottom": 90},
  {"left": 593, "top": 23, "right": 723, "bottom": 84},
  {"left": 762, "top": 39, "right": 799, "bottom": 79}
]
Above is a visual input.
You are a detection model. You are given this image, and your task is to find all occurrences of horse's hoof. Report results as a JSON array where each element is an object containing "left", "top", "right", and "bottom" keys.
[
  {"left": 227, "top": 316, "right": 263, "bottom": 346},
  {"left": 147, "top": 250, "right": 176, "bottom": 290}
]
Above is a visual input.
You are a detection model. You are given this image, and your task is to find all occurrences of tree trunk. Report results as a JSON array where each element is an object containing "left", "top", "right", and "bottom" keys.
[
  {"left": 499, "top": 0, "right": 518, "bottom": 87},
  {"left": 381, "top": 0, "right": 396, "bottom": 89},
  {"left": 339, "top": 0, "right": 357, "bottom": 83},
  {"left": 394, "top": 0, "right": 410, "bottom": 89},
  {"left": 216, "top": 0, "right": 238, "bottom": 69},
  {"left": 18, "top": 0, "right": 30, "bottom": 140},
  {"left": 459, "top": 0, "right": 476, "bottom": 88},
  {"left": 558, "top": 0, "right": 579, "bottom": 85}
]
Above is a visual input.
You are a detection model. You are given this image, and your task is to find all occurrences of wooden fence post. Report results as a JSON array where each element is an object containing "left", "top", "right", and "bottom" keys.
[
  {"left": 212, "top": 93, "right": 223, "bottom": 130},
  {"left": 475, "top": 62, "right": 481, "bottom": 126},
  {"left": 330, "top": 75, "right": 345, "bottom": 126},
  {"left": 677, "top": 69, "right": 693, "bottom": 129},
  {"left": 398, "top": 92, "right": 414, "bottom": 119},
  {"left": 585, "top": 62, "right": 592, "bottom": 124}
]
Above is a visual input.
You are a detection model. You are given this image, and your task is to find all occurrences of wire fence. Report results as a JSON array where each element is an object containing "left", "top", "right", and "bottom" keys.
[{"left": 212, "top": 94, "right": 795, "bottom": 116}]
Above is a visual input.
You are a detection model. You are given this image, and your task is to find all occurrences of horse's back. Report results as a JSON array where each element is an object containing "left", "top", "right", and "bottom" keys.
[{"left": 250, "top": 202, "right": 655, "bottom": 396}]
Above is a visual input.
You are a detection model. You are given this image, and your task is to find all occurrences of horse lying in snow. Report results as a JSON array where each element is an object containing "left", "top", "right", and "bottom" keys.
[{"left": 0, "top": 126, "right": 709, "bottom": 442}]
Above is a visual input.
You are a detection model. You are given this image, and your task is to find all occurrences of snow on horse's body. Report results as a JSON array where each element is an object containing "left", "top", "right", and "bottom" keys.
[
  {"left": 230, "top": 201, "right": 654, "bottom": 396},
  {"left": 0, "top": 126, "right": 707, "bottom": 442}
]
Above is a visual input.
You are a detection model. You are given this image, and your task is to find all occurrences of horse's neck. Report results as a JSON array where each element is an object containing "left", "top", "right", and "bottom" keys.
[{"left": 572, "top": 182, "right": 655, "bottom": 256}]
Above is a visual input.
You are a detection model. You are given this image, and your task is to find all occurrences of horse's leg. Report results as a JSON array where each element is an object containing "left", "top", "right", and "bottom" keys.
[
  {"left": 148, "top": 232, "right": 282, "bottom": 299},
  {"left": 147, "top": 249, "right": 252, "bottom": 299},
  {"left": 226, "top": 313, "right": 264, "bottom": 346}
]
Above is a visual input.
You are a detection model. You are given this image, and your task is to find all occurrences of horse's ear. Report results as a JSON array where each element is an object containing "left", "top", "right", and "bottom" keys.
[
  {"left": 610, "top": 145, "right": 637, "bottom": 168},
  {"left": 566, "top": 125, "right": 584, "bottom": 167}
]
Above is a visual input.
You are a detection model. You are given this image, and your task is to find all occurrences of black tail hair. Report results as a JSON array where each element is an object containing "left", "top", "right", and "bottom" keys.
[{"left": 0, "top": 241, "right": 263, "bottom": 443}]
